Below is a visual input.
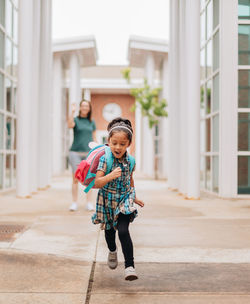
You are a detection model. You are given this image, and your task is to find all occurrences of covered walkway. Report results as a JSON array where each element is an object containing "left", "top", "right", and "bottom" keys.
[{"left": 1, "top": 175, "right": 250, "bottom": 303}]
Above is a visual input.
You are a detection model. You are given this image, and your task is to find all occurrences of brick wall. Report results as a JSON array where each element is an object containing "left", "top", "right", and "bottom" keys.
[{"left": 91, "top": 94, "right": 136, "bottom": 155}]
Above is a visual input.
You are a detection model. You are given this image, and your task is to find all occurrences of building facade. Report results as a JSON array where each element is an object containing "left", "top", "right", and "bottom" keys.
[
  {"left": 0, "top": 0, "right": 54, "bottom": 197},
  {"left": 169, "top": 0, "right": 250, "bottom": 198}
]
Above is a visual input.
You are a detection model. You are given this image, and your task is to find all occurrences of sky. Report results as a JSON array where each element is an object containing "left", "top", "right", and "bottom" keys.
[{"left": 52, "top": 0, "right": 169, "bottom": 65}]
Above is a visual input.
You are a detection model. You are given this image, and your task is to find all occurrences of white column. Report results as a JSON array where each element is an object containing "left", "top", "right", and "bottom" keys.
[
  {"left": 68, "top": 52, "right": 81, "bottom": 147},
  {"left": 179, "top": 0, "right": 188, "bottom": 195},
  {"left": 143, "top": 52, "right": 155, "bottom": 178},
  {"left": 30, "top": 0, "right": 41, "bottom": 193},
  {"left": 161, "top": 56, "right": 169, "bottom": 179},
  {"left": 84, "top": 89, "right": 91, "bottom": 101},
  {"left": 135, "top": 105, "right": 142, "bottom": 171},
  {"left": 52, "top": 54, "right": 63, "bottom": 175},
  {"left": 16, "top": 0, "right": 33, "bottom": 197},
  {"left": 38, "top": 0, "right": 52, "bottom": 189},
  {"left": 145, "top": 52, "right": 155, "bottom": 85},
  {"left": 219, "top": 0, "right": 238, "bottom": 197},
  {"left": 185, "top": 0, "right": 200, "bottom": 199},
  {"left": 69, "top": 52, "right": 81, "bottom": 107},
  {"left": 47, "top": 0, "right": 53, "bottom": 185},
  {"left": 168, "top": 0, "right": 180, "bottom": 190}
]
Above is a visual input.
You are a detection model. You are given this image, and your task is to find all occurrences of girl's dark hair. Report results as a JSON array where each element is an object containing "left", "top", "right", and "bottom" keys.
[
  {"left": 107, "top": 117, "right": 133, "bottom": 143},
  {"left": 78, "top": 100, "right": 92, "bottom": 121}
]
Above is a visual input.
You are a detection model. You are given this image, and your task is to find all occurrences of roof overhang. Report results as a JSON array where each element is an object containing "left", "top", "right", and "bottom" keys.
[
  {"left": 53, "top": 36, "right": 98, "bottom": 68},
  {"left": 128, "top": 35, "right": 168, "bottom": 70}
]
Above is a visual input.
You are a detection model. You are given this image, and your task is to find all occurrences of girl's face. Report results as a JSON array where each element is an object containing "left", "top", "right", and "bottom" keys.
[
  {"left": 79, "top": 101, "right": 90, "bottom": 117},
  {"left": 108, "top": 131, "right": 131, "bottom": 159}
]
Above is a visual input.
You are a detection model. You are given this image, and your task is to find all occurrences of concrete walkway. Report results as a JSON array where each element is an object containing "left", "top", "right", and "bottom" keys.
[{"left": 1, "top": 173, "right": 250, "bottom": 303}]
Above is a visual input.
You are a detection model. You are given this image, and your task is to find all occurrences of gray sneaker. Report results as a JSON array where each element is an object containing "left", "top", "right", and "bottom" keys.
[
  {"left": 107, "top": 250, "right": 118, "bottom": 269},
  {"left": 125, "top": 266, "right": 138, "bottom": 281}
]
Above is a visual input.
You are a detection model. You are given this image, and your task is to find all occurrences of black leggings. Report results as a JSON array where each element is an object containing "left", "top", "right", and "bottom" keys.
[{"left": 105, "top": 213, "right": 134, "bottom": 268}]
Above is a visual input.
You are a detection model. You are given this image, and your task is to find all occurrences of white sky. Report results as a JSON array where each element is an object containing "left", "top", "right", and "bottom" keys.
[{"left": 52, "top": 0, "right": 169, "bottom": 65}]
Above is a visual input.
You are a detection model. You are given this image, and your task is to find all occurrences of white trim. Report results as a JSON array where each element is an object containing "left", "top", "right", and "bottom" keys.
[
  {"left": 238, "top": 108, "right": 250, "bottom": 113},
  {"left": 201, "top": 152, "right": 219, "bottom": 156},
  {"left": 238, "top": 152, "right": 250, "bottom": 156},
  {"left": 238, "top": 20, "right": 250, "bottom": 25},
  {"left": 238, "top": 66, "right": 250, "bottom": 70},
  {"left": 64, "top": 78, "right": 162, "bottom": 90},
  {"left": 128, "top": 35, "right": 169, "bottom": 53},
  {"left": 53, "top": 36, "right": 96, "bottom": 52},
  {"left": 200, "top": 69, "right": 220, "bottom": 86}
]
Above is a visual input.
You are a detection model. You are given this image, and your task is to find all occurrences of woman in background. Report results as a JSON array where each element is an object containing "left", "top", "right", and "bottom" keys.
[{"left": 68, "top": 100, "right": 97, "bottom": 211}]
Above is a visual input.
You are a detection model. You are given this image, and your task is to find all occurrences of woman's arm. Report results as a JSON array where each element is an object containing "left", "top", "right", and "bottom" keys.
[
  {"left": 68, "top": 103, "right": 76, "bottom": 128},
  {"left": 94, "top": 167, "right": 121, "bottom": 188}
]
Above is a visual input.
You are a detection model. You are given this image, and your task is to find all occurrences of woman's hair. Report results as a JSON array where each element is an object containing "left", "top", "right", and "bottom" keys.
[
  {"left": 78, "top": 100, "right": 92, "bottom": 121},
  {"left": 107, "top": 117, "right": 133, "bottom": 144}
]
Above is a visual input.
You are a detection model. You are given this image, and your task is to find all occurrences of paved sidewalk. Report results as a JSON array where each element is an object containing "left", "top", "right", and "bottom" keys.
[{"left": 1, "top": 173, "right": 250, "bottom": 303}]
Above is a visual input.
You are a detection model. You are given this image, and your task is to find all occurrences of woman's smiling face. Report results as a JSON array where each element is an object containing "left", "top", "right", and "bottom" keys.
[
  {"left": 79, "top": 101, "right": 90, "bottom": 117},
  {"left": 108, "top": 131, "right": 130, "bottom": 159}
]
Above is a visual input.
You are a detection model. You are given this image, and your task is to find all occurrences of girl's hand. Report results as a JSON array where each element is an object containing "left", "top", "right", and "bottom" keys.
[
  {"left": 110, "top": 167, "right": 122, "bottom": 179},
  {"left": 135, "top": 197, "right": 144, "bottom": 207},
  {"left": 71, "top": 103, "right": 76, "bottom": 114}
]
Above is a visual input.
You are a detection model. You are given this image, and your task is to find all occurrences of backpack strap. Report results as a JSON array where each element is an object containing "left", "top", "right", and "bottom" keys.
[
  {"left": 86, "top": 144, "right": 104, "bottom": 157},
  {"left": 128, "top": 154, "right": 135, "bottom": 174},
  {"left": 84, "top": 179, "right": 95, "bottom": 193},
  {"left": 104, "top": 146, "right": 114, "bottom": 175},
  {"left": 84, "top": 145, "right": 107, "bottom": 193}
]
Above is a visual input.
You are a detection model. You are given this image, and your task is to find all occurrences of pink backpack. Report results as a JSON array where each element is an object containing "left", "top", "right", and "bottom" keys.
[{"left": 75, "top": 144, "right": 135, "bottom": 193}]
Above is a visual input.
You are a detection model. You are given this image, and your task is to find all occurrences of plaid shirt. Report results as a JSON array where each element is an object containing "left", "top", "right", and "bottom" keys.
[{"left": 91, "top": 151, "right": 137, "bottom": 230}]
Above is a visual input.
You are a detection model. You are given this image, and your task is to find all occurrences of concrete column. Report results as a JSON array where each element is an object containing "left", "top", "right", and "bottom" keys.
[
  {"left": 168, "top": 0, "right": 180, "bottom": 189},
  {"left": 68, "top": 52, "right": 81, "bottom": 147},
  {"left": 143, "top": 52, "right": 155, "bottom": 178},
  {"left": 219, "top": 0, "right": 238, "bottom": 197},
  {"left": 52, "top": 54, "right": 63, "bottom": 175},
  {"left": 69, "top": 52, "right": 81, "bottom": 107},
  {"left": 47, "top": 0, "right": 53, "bottom": 185},
  {"left": 161, "top": 56, "right": 169, "bottom": 179},
  {"left": 179, "top": 0, "right": 188, "bottom": 195},
  {"left": 84, "top": 89, "right": 91, "bottom": 101},
  {"left": 38, "top": 0, "right": 53, "bottom": 189},
  {"left": 135, "top": 105, "right": 142, "bottom": 171},
  {"left": 185, "top": 0, "right": 200, "bottom": 199},
  {"left": 30, "top": 0, "right": 41, "bottom": 193},
  {"left": 16, "top": 0, "right": 33, "bottom": 197},
  {"left": 145, "top": 52, "right": 155, "bottom": 85}
]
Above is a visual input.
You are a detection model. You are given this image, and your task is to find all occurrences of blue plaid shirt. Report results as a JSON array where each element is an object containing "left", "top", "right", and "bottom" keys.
[{"left": 91, "top": 152, "right": 137, "bottom": 230}]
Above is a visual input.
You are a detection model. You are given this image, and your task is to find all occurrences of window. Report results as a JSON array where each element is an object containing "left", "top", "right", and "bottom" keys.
[
  {"left": 238, "top": 113, "right": 250, "bottom": 151},
  {"left": 238, "top": 25, "right": 250, "bottom": 65},
  {"left": 0, "top": 73, "right": 3, "bottom": 109},
  {"left": 0, "top": 0, "right": 5, "bottom": 27},
  {"left": 0, "top": 0, "right": 18, "bottom": 191},
  {"left": 200, "top": 0, "right": 220, "bottom": 194},
  {"left": 0, "top": 30, "right": 4, "bottom": 69},
  {"left": 239, "top": 0, "right": 250, "bottom": 19},
  {"left": 238, "top": 156, "right": 250, "bottom": 194},
  {"left": 212, "top": 74, "right": 219, "bottom": 111}
]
